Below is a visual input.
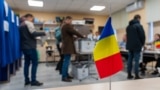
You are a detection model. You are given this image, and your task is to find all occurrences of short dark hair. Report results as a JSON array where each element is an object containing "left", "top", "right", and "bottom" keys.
[
  {"left": 155, "top": 33, "right": 160, "bottom": 39},
  {"left": 89, "top": 30, "right": 92, "bottom": 33},
  {"left": 59, "top": 19, "right": 64, "bottom": 26},
  {"left": 134, "top": 14, "right": 141, "bottom": 20},
  {"left": 19, "top": 16, "right": 25, "bottom": 24},
  {"left": 59, "top": 18, "right": 64, "bottom": 23},
  {"left": 24, "top": 13, "right": 34, "bottom": 18},
  {"left": 65, "top": 16, "right": 72, "bottom": 20}
]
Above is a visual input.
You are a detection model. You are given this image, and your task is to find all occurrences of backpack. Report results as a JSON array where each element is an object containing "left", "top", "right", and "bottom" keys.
[{"left": 55, "top": 27, "right": 61, "bottom": 42}]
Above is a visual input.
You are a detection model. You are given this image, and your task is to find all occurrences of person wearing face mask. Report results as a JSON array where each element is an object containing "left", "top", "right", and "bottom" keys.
[
  {"left": 93, "top": 31, "right": 100, "bottom": 41},
  {"left": 119, "top": 34, "right": 127, "bottom": 50},
  {"left": 87, "top": 30, "right": 94, "bottom": 40}
]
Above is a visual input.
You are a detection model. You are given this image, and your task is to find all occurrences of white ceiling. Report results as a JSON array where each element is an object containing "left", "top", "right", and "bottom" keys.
[{"left": 6, "top": 0, "right": 136, "bottom": 15}]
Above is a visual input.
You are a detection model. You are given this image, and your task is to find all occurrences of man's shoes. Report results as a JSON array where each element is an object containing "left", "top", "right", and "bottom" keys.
[
  {"left": 151, "top": 70, "right": 159, "bottom": 75},
  {"left": 141, "top": 71, "right": 146, "bottom": 76},
  {"left": 135, "top": 76, "right": 142, "bottom": 79},
  {"left": 68, "top": 76, "right": 74, "bottom": 79},
  {"left": 31, "top": 81, "right": 43, "bottom": 86},
  {"left": 55, "top": 68, "right": 59, "bottom": 71},
  {"left": 62, "top": 78, "right": 72, "bottom": 82},
  {"left": 127, "top": 75, "right": 134, "bottom": 79},
  {"left": 59, "top": 72, "right": 62, "bottom": 75},
  {"left": 24, "top": 81, "right": 30, "bottom": 86},
  {"left": 59, "top": 71, "right": 62, "bottom": 75}
]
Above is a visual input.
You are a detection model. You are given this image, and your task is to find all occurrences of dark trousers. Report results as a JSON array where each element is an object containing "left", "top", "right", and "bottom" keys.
[
  {"left": 127, "top": 50, "right": 141, "bottom": 76},
  {"left": 140, "top": 56, "right": 160, "bottom": 71},
  {"left": 140, "top": 57, "right": 155, "bottom": 72},
  {"left": 155, "top": 58, "right": 160, "bottom": 70},
  {"left": 62, "top": 54, "right": 71, "bottom": 79},
  {"left": 23, "top": 49, "right": 38, "bottom": 83},
  {"left": 56, "top": 44, "right": 64, "bottom": 74}
]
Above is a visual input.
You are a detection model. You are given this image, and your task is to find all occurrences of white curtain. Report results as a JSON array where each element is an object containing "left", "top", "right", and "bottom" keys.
[{"left": 148, "top": 22, "right": 154, "bottom": 43}]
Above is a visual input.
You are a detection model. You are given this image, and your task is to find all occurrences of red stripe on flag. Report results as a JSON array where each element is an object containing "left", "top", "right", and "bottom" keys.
[
  {"left": 95, "top": 52, "right": 123, "bottom": 79},
  {"left": 156, "top": 45, "right": 160, "bottom": 48}
]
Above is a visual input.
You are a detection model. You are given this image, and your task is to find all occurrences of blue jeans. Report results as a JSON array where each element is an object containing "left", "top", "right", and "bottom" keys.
[
  {"left": 62, "top": 54, "right": 71, "bottom": 79},
  {"left": 23, "top": 49, "right": 38, "bottom": 83},
  {"left": 127, "top": 50, "right": 141, "bottom": 75}
]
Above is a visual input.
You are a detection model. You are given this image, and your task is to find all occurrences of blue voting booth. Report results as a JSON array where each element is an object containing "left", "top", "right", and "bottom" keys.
[{"left": 0, "top": 0, "right": 22, "bottom": 82}]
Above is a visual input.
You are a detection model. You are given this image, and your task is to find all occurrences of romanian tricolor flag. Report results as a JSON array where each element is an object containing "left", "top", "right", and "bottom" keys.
[
  {"left": 155, "top": 41, "right": 160, "bottom": 48},
  {"left": 93, "top": 17, "right": 123, "bottom": 79}
]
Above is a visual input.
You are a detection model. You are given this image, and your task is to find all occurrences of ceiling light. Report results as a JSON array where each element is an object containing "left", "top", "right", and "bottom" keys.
[
  {"left": 28, "top": 0, "right": 43, "bottom": 7},
  {"left": 90, "top": 5, "right": 105, "bottom": 11}
]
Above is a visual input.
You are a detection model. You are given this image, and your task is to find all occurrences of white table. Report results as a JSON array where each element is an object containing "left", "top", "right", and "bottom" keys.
[
  {"left": 35, "top": 78, "right": 160, "bottom": 90},
  {"left": 121, "top": 49, "right": 160, "bottom": 70},
  {"left": 121, "top": 49, "right": 160, "bottom": 55}
]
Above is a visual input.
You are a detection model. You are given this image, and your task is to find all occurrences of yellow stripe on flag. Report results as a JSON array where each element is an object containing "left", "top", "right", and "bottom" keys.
[
  {"left": 155, "top": 41, "right": 160, "bottom": 46},
  {"left": 93, "top": 35, "right": 120, "bottom": 61}
]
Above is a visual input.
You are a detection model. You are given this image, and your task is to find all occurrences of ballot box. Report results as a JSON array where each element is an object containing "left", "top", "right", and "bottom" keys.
[{"left": 75, "top": 39, "right": 96, "bottom": 53}]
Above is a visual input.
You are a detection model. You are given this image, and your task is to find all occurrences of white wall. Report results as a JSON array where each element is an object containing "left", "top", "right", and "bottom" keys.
[
  {"left": 112, "top": 9, "right": 128, "bottom": 41},
  {"left": 146, "top": 0, "right": 160, "bottom": 22},
  {"left": 112, "top": 9, "right": 128, "bottom": 30}
]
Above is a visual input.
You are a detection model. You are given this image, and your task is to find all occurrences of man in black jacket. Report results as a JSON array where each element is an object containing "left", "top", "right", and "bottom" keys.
[
  {"left": 19, "top": 14, "right": 45, "bottom": 86},
  {"left": 126, "top": 14, "right": 145, "bottom": 79}
]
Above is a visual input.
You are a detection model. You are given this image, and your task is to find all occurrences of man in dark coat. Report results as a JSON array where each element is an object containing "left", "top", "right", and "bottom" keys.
[
  {"left": 61, "top": 16, "right": 84, "bottom": 82},
  {"left": 126, "top": 14, "right": 145, "bottom": 79}
]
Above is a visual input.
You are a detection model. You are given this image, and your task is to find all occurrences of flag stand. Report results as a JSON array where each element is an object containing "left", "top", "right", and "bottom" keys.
[{"left": 109, "top": 77, "right": 112, "bottom": 90}]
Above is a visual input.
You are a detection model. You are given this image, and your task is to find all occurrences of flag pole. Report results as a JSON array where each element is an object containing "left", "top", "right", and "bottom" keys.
[
  {"left": 108, "top": 0, "right": 112, "bottom": 90},
  {"left": 109, "top": 0, "right": 112, "bottom": 17}
]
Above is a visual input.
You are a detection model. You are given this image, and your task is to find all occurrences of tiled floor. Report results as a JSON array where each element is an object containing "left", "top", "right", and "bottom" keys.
[
  {"left": 35, "top": 78, "right": 160, "bottom": 90},
  {"left": 0, "top": 62, "right": 158, "bottom": 90}
]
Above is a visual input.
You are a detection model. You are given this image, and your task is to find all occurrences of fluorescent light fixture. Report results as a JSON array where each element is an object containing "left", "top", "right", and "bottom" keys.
[
  {"left": 90, "top": 5, "right": 105, "bottom": 11},
  {"left": 28, "top": 0, "right": 43, "bottom": 7}
]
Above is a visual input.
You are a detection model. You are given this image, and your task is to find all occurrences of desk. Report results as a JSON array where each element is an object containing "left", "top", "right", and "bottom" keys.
[
  {"left": 121, "top": 49, "right": 160, "bottom": 55},
  {"left": 120, "top": 50, "right": 160, "bottom": 60},
  {"left": 120, "top": 50, "right": 160, "bottom": 71},
  {"left": 35, "top": 78, "right": 160, "bottom": 90}
]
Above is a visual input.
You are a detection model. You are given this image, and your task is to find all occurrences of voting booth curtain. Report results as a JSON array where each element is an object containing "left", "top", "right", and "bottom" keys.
[{"left": 0, "top": 0, "right": 21, "bottom": 72}]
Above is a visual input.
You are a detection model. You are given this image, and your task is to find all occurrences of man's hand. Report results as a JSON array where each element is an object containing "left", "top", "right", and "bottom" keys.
[{"left": 83, "top": 35, "right": 86, "bottom": 38}]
